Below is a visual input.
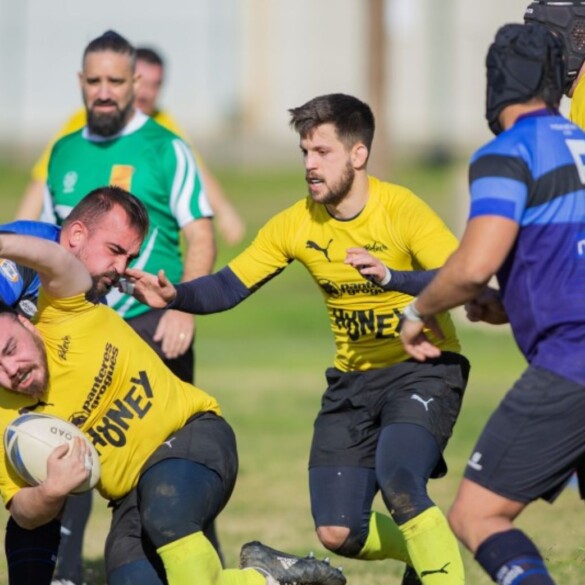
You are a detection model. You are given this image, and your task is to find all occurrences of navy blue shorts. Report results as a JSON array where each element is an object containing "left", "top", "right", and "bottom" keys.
[{"left": 464, "top": 366, "right": 585, "bottom": 503}]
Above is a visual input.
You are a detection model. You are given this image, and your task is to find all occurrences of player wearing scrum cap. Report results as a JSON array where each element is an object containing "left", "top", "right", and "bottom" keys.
[{"left": 400, "top": 23, "right": 585, "bottom": 584}]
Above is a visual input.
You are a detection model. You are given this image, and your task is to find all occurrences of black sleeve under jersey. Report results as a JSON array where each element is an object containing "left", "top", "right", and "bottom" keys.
[
  {"left": 382, "top": 269, "right": 438, "bottom": 296},
  {"left": 169, "top": 266, "right": 251, "bottom": 314}
]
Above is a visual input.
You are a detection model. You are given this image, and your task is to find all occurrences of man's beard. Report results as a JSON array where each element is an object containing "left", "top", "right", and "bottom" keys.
[
  {"left": 21, "top": 334, "right": 49, "bottom": 398},
  {"left": 307, "top": 160, "right": 355, "bottom": 206},
  {"left": 87, "top": 99, "right": 133, "bottom": 137},
  {"left": 87, "top": 272, "right": 119, "bottom": 302}
]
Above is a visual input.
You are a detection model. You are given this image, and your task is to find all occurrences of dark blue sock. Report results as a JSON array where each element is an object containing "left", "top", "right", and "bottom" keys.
[
  {"left": 475, "top": 529, "right": 555, "bottom": 584},
  {"left": 5, "top": 517, "right": 61, "bottom": 585}
]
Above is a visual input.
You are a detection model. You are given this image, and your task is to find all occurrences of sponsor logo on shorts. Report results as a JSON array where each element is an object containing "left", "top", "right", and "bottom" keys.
[
  {"left": 0, "top": 259, "right": 19, "bottom": 283},
  {"left": 63, "top": 171, "right": 78, "bottom": 194},
  {"left": 410, "top": 394, "right": 434, "bottom": 411},
  {"left": 306, "top": 239, "right": 334, "bottom": 262},
  {"left": 467, "top": 451, "right": 483, "bottom": 471}
]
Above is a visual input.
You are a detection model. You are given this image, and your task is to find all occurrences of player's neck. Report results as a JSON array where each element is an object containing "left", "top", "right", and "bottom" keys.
[{"left": 325, "top": 172, "right": 370, "bottom": 220}]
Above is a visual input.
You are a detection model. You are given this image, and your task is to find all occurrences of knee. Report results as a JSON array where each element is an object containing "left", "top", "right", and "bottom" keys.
[
  {"left": 316, "top": 525, "right": 368, "bottom": 557},
  {"left": 316, "top": 526, "right": 350, "bottom": 553}
]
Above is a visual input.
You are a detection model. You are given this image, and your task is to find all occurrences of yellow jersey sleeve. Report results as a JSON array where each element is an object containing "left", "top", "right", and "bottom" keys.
[{"left": 31, "top": 108, "right": 87, "bottom": 182}]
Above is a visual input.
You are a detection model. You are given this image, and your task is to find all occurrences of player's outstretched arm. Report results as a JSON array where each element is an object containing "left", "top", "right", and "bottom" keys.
[
  {"left": 0, "top": 233, "right": 91, "bottom": 298},
  {"left": 123, "top": 268, "right": 177, "bottom": 308}
]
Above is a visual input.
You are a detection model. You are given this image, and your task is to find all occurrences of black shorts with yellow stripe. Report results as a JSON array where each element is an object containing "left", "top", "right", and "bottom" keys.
[{"left": 309, "top": 352, "right": 470, "bottom": 478}]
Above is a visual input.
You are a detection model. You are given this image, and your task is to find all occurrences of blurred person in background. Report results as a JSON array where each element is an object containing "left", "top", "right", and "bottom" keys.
[
  {"left": 37, "top": 30, "right": 219, "bottom": 585},
  {"left": 15, "top": 46, "right": 245, "bottom": 246},
  {"left": 400, "top": 23, "right": 585, "bottom": 585}
]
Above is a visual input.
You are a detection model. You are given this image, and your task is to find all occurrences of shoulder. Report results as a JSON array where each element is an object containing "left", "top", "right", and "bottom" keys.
[{"left": 369, "top": 175, "right": 429, "bottom": 213}]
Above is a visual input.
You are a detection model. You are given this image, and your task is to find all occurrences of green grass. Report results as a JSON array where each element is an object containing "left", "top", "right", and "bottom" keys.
[{"left": 0, "top": 159, "right": 584, "bottom": 583}]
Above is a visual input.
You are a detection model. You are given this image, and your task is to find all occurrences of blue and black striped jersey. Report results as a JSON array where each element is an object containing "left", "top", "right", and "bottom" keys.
[
  {"left": 0, "top": 221, "right": 60, "bottom": 317},
  {"left": 469, "top": 109, "right": 585, "bottom": 385}
]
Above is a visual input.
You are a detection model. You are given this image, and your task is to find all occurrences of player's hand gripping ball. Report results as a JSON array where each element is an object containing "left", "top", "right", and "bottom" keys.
[{"left": 4, "top": 413, "right": 100, "bottom": 493}]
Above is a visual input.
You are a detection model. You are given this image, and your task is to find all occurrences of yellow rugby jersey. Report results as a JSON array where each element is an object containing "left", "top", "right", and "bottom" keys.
[
  {"left": 229, "top": 176, "right": 460, "bottom": 372},
  {"left": 0, "top": 292, "right": 220, "bottom": 505},
  {"left": 32, "top": 108, "right": 202, "bottom": 182}
]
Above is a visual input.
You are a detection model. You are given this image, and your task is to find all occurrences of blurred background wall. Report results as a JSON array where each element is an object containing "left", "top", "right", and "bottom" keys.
[{"left": 0, "top": 0, "right": 547, "bottom": 166}]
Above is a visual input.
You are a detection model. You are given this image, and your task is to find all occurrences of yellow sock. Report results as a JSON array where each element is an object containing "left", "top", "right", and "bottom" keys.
[
  {"left": 356, "top": 511, "right": 411, "bottom": 563},
  {"left": 400, "top": 506, "right": 464, "bottom": 584},
  {"left": 157, "top": 531, "right": 266, "bottom": 585},
  {"left": 157, "top": 531, "right": 222, "bottom": 585}
]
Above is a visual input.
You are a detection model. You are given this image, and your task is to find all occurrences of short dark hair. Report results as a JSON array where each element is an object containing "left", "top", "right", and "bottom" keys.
[
  {"left": 63, "top": 186, "right": 149, "bottom": 242},
  {"left": 136, "top": 47, "right": 164, "bottom": 68},
  {"left": 289, "top": 94, "right": 375, "bottom": 155},
  {"left": 83, "top": 30, "right": 136, "bottom": 68}
]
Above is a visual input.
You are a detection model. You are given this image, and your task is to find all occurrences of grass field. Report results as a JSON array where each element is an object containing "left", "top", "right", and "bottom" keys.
[{"left": 0, "top": 158, "right": 584, "bottom": 584}]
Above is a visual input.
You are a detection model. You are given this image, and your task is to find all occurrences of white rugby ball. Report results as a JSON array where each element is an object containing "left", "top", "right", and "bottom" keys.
[{"left": 4, "top": 413, "right": 100, "bottom": 494}]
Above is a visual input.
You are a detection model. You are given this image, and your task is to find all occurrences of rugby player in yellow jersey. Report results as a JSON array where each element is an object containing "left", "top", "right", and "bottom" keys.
[
  {"left": 127, "top": 94, "right": 470, "bottom": 585},
  {"left": 1, "top": 186, "right": 149, "bottom": 585},
  {"left": 0, "top": 232, "right": 346, "bottom": 585},
  {"left": 15, "top": 46, "right": 245, "bottom": 246}
]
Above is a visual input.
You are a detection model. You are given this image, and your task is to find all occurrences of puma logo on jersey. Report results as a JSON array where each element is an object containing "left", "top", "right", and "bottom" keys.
[
  {"left": 19, "top": 400, "right": 54, "bottom": 414},
  {"left": 410, "top": 394, "right": 434, "bottom": 411},
  {"left": 306, "top": 239, "right": 333, "bottom": 262},
  {"left": 421, "top": 562, "right": 450, "bottom": 577}
]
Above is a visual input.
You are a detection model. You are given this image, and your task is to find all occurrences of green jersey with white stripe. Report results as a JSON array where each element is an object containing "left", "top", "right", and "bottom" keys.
[{"left": 43, "top": 111, "right": 212, "bottom": 319}]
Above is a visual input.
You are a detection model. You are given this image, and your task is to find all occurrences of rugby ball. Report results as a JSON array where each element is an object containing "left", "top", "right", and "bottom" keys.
[{"left": 4, "top": 413, "right": 100, "bottom": 494}]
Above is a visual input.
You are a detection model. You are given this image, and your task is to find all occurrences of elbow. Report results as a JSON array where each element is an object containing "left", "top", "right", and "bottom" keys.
[{"left": 456, "top": 264, "right": 493, "bottom": 296}]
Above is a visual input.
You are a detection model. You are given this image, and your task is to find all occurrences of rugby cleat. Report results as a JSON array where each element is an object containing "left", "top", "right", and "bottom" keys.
[{"left": 240, "top": 540, "right": 346, "bottom": 585}]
